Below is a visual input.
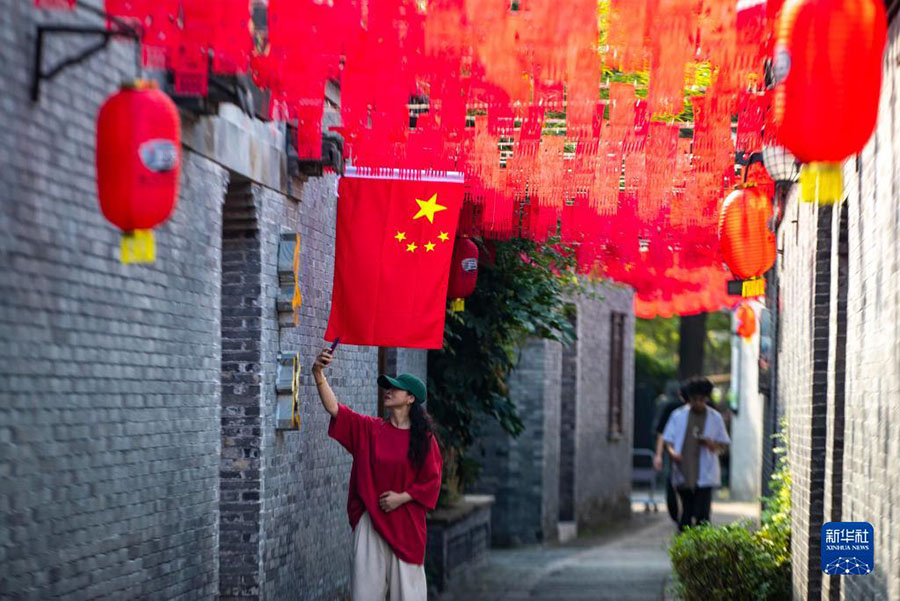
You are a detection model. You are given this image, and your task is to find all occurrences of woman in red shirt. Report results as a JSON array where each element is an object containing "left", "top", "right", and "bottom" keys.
[{"left": 313, "top": 348, "right": 442, "bottom": 601}]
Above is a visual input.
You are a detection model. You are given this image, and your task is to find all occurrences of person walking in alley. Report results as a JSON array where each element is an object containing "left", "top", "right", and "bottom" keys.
[
  {"left": 662, "top": 377, "right": 730, "bottom": 531},
  {"left": 652, "top": 380, "right": 687, "bottom": 523},
  {"left": 312, "top": 347, "right": 442, "bottom": 601}
]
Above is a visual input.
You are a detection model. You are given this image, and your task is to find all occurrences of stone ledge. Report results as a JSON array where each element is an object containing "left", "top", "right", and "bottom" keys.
[
  {"left": 426, "top": 495, "right": 494, "bottom": 593},
  {"left": 427, "top": 494, "right": 495, "bottom": 525}
]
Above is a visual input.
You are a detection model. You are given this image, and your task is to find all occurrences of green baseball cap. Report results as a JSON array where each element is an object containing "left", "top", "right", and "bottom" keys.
[{"left": 377, "top": 373, "right": 427, "bottom": 405}]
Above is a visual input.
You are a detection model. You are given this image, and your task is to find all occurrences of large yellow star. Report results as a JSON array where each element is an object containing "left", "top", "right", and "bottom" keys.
[
  {"left": 413, "top": 194, "right": 448, "bottom": 224},
  {"left": 395, "top": 231, "right": 407, "bottom": 242},
  {"left": 424, "top": 242, "right": 436, "bottom": 252},
  {"left": 438, "top": 232, "right": 449, "bottom": 242},
  {"left": 406, "top": 242, "right": 418, "bottom": 253}
]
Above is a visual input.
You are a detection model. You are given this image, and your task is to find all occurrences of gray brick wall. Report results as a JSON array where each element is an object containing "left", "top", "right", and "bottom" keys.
[
  {"left": 0, "top": 6, "right": 229, "bottom": 599},
  {"left": 777, "top": 184, "right": 819, "bottom": 601},
  {"left": 259, "top": 174, "right": 379, "bottom": 601},
  {"left": 822, "top": 201, "right": 848, "bottom": 601},
  {"left": 539, "top": 339, "right": 563, "bottom": 542},
  {"left": 472, "top": 281, "right": 635, "bottom": 544},
  {"left": 219, "top": 181, "right": 265, "bottom": 600},
  {"left": 473, "top": 337, "right": 562, "bottom": 546},
  {"left": 1, "top": 3, "right": 379, "bottom": 599},
  {"left": 761, "top": 265, "right": 784, "bottom": 498},
  {"left": 559, "top": 309, "right": 578, "bottom": 523},
  {"left": 775, "top": 17, "right": 900, "bottom": 601},
  {"left": 837, "top": 18, "right": 900, "bottom": 600},
  {"left": 570, "top": 282, "right": 635, "bottom": 529}
]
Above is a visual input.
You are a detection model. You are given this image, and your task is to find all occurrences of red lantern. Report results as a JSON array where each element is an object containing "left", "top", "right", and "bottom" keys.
[
  {"left": 736, "top": 303, "right": 757, "bottom": 339},
  {"left": 718, "top": 185, "right": 776, "bottom": 281},
  {"left": 772, "top": 0, "right": 887, "bottom": 204},
  {"left": 96, "top": 80, "right": 181, "bottom": 263},
  {"left": 447, "top": 237, "right": 479, "bottom": 312}
]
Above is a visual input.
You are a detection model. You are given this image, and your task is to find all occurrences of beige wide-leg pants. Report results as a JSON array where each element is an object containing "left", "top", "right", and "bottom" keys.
[{"left": 351, "top": 512, "right": 427, "bottom": 601}]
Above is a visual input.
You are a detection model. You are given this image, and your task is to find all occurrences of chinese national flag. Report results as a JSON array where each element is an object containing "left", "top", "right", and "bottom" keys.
[{"left": 325, "top": 170, "right": 465, "bottom": 349}]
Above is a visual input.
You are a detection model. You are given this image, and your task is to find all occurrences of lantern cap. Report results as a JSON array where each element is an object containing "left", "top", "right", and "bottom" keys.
[{"left": 121, "top": 79, "right": 158, "bottom": 91}]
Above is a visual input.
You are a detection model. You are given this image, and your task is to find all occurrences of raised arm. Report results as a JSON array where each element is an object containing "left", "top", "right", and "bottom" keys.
[{"left": 312, "top": 348, "right": 338, "bottom": 418}]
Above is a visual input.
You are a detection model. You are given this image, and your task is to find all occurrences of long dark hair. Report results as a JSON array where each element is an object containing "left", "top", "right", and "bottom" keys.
[{"left": 408, "top": 402, "right": 436, "bottom": 469}]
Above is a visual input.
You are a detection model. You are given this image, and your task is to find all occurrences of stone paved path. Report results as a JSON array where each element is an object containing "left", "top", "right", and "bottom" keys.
[{"left": 436, "top": 499, "right": 759, "bottom": 601}]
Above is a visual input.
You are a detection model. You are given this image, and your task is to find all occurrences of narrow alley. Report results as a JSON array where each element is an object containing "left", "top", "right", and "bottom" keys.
[{"left": 438, "top": 499, "right": 759, "bottom": 601}]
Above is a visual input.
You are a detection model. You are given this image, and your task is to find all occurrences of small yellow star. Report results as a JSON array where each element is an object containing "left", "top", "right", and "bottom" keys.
[
  {"left": 438, "top": 232, "right": 449, "bottom": 242},
  {"left": 406, "top": 242, "right": 418, "bottom": 253},
  {"left": 424, "top": 242, "right": 436, "bottom": 252},
  {"left": 395, "top": 231, "right": 407, "bottom": 242},
  {"left": 413, "top": 194, "right": 448, "bottom": 224}
]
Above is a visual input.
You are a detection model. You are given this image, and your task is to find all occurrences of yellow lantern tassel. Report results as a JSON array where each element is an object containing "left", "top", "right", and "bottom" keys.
[
  {"left": 121, "top": 229, "right": 155, "bottom": 263},
  {"left": 741, "top": 277, "right": 766, "bottom": 298},
  {"left": 450, "top": 298, "right": 465, "bottom": 312},
  {"left": 799, "top": 162, "right": 842, "bottom": 205}
]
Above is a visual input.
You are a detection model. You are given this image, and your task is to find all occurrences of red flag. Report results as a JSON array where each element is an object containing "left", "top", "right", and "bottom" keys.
[{"left": 325, "top": 168, "right": 465, "bottom": 349}]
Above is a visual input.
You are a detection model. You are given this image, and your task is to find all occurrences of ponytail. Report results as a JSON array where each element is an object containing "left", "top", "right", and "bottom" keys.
[{"left": 408, "top": 402, "right": 435, "bottom": 469}]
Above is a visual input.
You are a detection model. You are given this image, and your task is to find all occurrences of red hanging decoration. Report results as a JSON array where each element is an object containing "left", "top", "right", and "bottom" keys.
[
  {"left": 46, "top": 0, "right": 779, "bottom": 316},
  {"left": 607, "top": 0, "right": 649, "bottom": 71},
  {"left": 647, "top": 0, "right": 696, "bottom": 117},
  {"left": 96, "top": 81, "right": 181, "bottom": 263},
  {"left": 735, "top": 91, "right": 767, "bottom": 155},
  {"left": 773, "top": 0, "right": 887, "bottom": 203},
  {"left": 212, "top": 0, "right": 252, "bottom": 75},
  {"left": 736, "top": 303, "right": 757, "bottom": 339},
  {"left": 718, "top": 185, "right": 775, "bottom": 281},
  {"left": 447, "top": 237, "right": 479, "bottom": 311}
]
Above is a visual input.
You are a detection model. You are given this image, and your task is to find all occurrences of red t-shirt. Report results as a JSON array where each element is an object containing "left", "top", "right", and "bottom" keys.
[{"left": 328, "top": 404, "right": 442, "bottom": 565}]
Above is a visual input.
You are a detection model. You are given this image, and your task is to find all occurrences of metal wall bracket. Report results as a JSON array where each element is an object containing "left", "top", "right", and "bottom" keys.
[
  {"left": 31, "top": 12, "right": 140, "bottom": 102},
  {"left": 286, "top": 127, "right": 345, "bottom": 179}
]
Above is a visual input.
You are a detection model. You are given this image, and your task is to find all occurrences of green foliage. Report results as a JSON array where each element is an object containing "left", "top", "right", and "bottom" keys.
[
  {"left": 427, "top": 237, "right": 580, "bottom": 504},
  {"left": 758, "top": 425, "right": 792, "bottom": 565},
  {"left": 635, "top": 311, "right": 731, "bottom": 386},
  {"left": 668, "top": 424, "right": 792, "bottom": 601},
  {"left": 669, "top": 521, "right": 791, "bottom": 601},
  {"left": 635, "top": 347, "right": 676, "bottom": 386},
  {"left": 635, "top": 316, "right": 679, "bottom": 374},
  {"left": 704, "top": 310, "right": 732, "bottom": 376}
]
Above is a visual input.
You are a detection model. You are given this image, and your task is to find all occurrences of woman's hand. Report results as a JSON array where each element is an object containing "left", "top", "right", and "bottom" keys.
[
  {"left": 670, "top": 452, "right": 683, "bottom": 464},
  {"left": 378, "top": 491, "right": 411, "bottom": 513},
  {"left": 312, "top": 348, "right": 334, "bottom": 376}
]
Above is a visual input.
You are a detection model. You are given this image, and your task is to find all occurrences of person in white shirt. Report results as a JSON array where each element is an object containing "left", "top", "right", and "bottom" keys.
[{"left": 662, "top": 377, "right": 730, "bottom": 531}]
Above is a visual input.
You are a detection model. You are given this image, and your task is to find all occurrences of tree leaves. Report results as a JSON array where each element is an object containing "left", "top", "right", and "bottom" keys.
[{"left": 427, "top": 237, "right": 578, "bottom": 503}]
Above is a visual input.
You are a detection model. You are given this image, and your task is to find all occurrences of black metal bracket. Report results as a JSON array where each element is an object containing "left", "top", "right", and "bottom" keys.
[
  {"left": 31, "top": 10, "right": 140, "bottom": 102},
  {"left": 165, "top": 71, "right": 257, "bottom": 118},
  {"left": 286, "top": 127, "right": 344, "bottom": 179}
]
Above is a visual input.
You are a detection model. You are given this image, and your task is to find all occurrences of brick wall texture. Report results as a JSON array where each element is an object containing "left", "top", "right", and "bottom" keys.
[
  {"left": 473, "top": 337, "right": 562, "bottom": 546},
  {"left": 472, "top": 281, "right": 635, "bottom": 544},
  {"left": 0, "top": 2, "right": 379, "bottom": 599},
  {"left": 777, "top": 16, "right": 900, "bottom": 601},
  {"left": 1, "top": 3, "right": 225, "bottom": 599},
  {"left": 0, "top": 2, "right": 643, "bottom": 599},
  {"left": 570, "top": 283, "right": 636, "bottom": 529}
]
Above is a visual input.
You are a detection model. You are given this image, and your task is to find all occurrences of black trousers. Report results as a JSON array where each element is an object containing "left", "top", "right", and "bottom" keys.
[
  {"left": 665, "top": 477, "right": 680, "bottom": 523},
  {"left": 676, "top": 486, "right": 712, "bottom": 531}
]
